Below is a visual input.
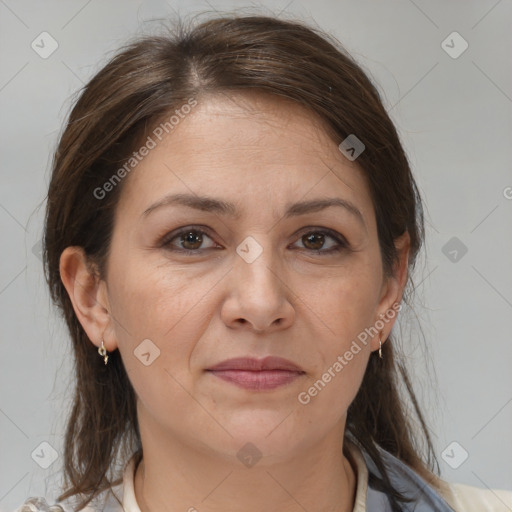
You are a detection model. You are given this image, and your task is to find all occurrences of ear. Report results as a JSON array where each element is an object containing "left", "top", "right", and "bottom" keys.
[
  {"left": 371, "top": 231, "right": 410, "bottom": 353},
  {"left": 59, "top": 246, "right": 117, "bottom": 352}
]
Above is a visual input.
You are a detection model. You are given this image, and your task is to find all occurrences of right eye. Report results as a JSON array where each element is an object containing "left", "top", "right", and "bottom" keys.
[{"left": 160, "top": 226, "right": 221, "bottom": 254}]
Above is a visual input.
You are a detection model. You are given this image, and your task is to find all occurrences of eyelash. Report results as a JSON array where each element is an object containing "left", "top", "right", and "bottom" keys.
[{"left": 159, "top": 225, "right": 348, "bottom": 256}]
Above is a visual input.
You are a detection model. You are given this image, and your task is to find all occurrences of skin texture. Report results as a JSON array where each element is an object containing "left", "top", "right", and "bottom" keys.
[{"left": 60, "top": 91, "right": 410, "bottom": 512}]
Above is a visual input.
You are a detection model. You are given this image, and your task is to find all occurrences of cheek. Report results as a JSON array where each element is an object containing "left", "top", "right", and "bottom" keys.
[
  {"left": 295, "top": 295, "right": 371, "bottom": 434},
  {"left": 296, "top": 348, "right": 369, "bottom": 436},
  {"left": 107, "top": 260, "right": 213, "bottom": 432},
  {"left": 106, "top": 253, "right": 225, "bottom": 397},
  {"left": 108, "top": 253, "right": 212, "bottom": 339},
  {"left": 296, "top": 264, "right": 378, "bottom": 408},
  {"left": 304, "top": 265, "right": 381, "bottom": 345},
  {"left": 297, "top": 277, "right": 374, "bottom": 418}
]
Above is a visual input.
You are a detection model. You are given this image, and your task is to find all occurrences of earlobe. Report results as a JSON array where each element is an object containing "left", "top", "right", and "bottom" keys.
[{"left": 59, "top": 247, "right": 116, "bottom": 352}]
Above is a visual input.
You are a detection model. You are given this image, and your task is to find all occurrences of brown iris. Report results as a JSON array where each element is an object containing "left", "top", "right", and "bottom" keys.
[
  {"left": 180, "top": 230, "right": 203, "bottom": 250},
  {"left": 302, "top": 232, "right": 325, "bottom": 250}
]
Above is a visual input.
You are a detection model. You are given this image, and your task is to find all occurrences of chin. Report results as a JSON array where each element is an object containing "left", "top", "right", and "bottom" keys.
[{"left": 211, "top": 414, "right": 308, "bottom": 459}]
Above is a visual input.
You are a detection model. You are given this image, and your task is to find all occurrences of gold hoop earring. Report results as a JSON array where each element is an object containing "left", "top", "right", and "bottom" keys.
[{"left": 98, "top": 340, "right": 109, "bottom": 365}]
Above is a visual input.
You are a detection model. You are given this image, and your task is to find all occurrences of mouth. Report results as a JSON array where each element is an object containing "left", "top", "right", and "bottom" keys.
[{"left": 206, "top": 356, "right": 305, "bottom": 391}]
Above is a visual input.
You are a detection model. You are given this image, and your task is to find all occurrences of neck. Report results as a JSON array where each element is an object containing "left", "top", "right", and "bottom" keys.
[{"left": 133, "top": 422, "right": 357, "bottom": 512}]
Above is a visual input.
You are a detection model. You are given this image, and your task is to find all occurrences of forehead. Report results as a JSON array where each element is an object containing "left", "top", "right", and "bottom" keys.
[{"left": 116, "top": 91, "right": 373, "bottom": 221}]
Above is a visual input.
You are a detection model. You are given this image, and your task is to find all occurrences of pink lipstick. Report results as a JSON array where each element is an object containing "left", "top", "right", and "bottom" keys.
[{"left": 207, "top": 356, "right": 305, "bottom": 391}]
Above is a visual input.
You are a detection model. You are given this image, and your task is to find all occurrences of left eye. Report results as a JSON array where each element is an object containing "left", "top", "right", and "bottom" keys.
[{"left": 292, "top": 230, "right": 347, "bottom": 253}]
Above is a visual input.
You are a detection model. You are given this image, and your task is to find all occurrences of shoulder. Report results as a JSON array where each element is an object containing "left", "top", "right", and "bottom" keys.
[
  {"left": 12, "top": 486, "right": 124, "bottom": 512},
  {"left": 11, "top": 496, "right": 88, "bottom": 512},
  {"left": 435, "top": 479, "right": 512, "bottom": 512},
  {"left": 347, "top": 437, "right": 512, "bottom": 512},
  {"left": 12, "top": 456, "right": 135, "bottom": 512}
]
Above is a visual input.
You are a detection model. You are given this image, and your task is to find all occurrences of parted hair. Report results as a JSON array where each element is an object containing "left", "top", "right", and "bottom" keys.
[{"left": 43, "top": 13, "right": 438, "bottom": 512}]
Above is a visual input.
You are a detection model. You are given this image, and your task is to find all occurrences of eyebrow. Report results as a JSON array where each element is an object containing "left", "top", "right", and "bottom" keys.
[{"left": 142, "top": 193, "right": 365, "bottom": 227}]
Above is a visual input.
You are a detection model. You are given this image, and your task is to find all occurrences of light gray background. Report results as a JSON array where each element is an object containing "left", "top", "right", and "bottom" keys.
[{"left": 1, "top": 1, "right": 511, "bottom": 510}]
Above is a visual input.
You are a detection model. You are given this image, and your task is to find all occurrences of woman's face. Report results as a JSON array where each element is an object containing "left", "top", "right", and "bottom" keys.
[{"left": 73, "top": 91, "right": 408, "bottom": 463}]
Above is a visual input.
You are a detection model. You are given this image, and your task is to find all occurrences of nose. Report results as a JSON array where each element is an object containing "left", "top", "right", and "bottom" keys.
[{"left": 220, "top": 244, "right": 295, "bottom": 333}]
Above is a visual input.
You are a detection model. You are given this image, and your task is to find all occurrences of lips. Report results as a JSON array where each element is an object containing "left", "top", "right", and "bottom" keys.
[
  {"left": 207, "top": 356, "right": 304, "bottom": 372},
  {"left": 206, "top": 356, "right": 305, "bottom": 391}
]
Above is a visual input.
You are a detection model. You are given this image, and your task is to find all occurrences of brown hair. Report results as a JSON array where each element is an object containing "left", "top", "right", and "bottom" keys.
[{"left": 44, "top": 13, "right": 438, "bottom": 511}]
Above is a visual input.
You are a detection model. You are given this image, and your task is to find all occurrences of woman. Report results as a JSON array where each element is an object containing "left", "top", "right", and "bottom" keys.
[{"left": 16, "top": 13, "right": 512, "bottom": 512}]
